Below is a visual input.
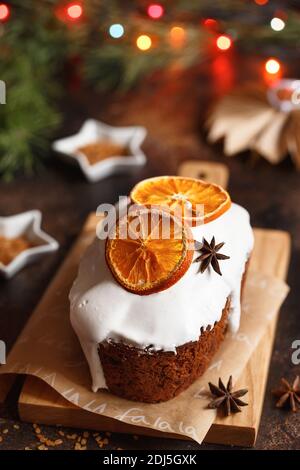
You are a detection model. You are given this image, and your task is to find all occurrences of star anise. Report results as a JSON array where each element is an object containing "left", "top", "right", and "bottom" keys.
[
  {"left": 194, "top": 236, "right": 230, "bottom": 276},
  {"left": 208, "top": 376, "right": 248, "bottom": 416},
  {"left": 272, "top": 376, "right": 300, "bottom": 412}
]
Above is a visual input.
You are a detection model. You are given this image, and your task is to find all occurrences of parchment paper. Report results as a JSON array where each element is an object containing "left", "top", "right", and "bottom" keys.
[
  {"left": 207, "top": 86, "right": 290, "bottom": 164},
  {"left": 0, "top": 224, "right": 289, "bottom": 444}
]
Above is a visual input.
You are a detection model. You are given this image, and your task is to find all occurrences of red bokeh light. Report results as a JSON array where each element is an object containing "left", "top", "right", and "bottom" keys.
[
  {"left": 212, "top": 55, "right": 235, "bottom": 96},
  {"left": 0, "top": 3, "right": 10, "bottom": 21},
  {"left": 66, "top": 3, "right": 82, "bottom": 20},
  {"left": 147, "top": 4, "right": 164, "bottom": 19},
  {"left": 203, "top": 18, "right": 218, "bottom": 30},
  {"left": 254, "top": 0, "right": 269, "bottom": 5}
]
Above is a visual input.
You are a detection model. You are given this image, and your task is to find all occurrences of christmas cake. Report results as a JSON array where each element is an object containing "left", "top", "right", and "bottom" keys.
[{"left": 70, "top": 176, "right": 254, "bottom": 402}]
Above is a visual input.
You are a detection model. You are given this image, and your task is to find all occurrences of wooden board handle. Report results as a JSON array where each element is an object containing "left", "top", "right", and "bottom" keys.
[{"left": 178, "top": 160, "right": 229, "bottom": 189}]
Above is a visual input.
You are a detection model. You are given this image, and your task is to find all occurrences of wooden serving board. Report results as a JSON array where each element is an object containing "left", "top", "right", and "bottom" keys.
[
  {"left": 17, "top": 227, "right": 290, "bottom": 448},
  {"left": 178, "top": 160, "right": 229, "bottom": 188},
  {"left": 2, "top": 162, "right": 291, "bottom": 446},
  {"left": 0, "top": 374, "right": 15, "bottom": 406}
]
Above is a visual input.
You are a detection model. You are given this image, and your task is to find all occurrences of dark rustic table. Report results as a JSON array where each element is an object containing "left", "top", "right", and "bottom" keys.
[{"left": 0, "top": 56, "right": 299, "bottom": 450}]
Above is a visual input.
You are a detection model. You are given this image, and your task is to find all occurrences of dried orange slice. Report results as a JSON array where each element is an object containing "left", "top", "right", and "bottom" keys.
[
  {"left": 130, "top": 176, "right": 231, "bottom": 225},
  {"left": 106, "top": 208, "right": 193, "bottom": 295}
]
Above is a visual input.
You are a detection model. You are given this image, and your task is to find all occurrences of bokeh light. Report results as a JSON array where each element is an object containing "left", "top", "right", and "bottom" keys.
[
  {"left": 0, "top": 3, "right": 10, "bottom": 21},
  {"left": 66, "top": 3, "right": 82, "bottom": 20},
  {"left": 147, "top": 4, "right": 164, "bottom": 19},
  {"left": 109, "top": 23, "right": 124, "bottom": 39},
  {"left": 169, "top": 26, "right": 186, "bottom": 48},
  {"left": 203, "top": 18, "right": 218, "bottom": 29},
  {"left": 265, "top": 58, "right": 281, "bottom": 74},
  {"left": 254, "top": 0, "right": 269, "bottom": 5},
  {"left": 216, "top": 35, "right": 232, "bottom": 51},
  {"left": 136, "top": 35, "right": 152, "bottom": 51},
  {"left": 270, "top": 17, "right": 285, "bottom": 31}
]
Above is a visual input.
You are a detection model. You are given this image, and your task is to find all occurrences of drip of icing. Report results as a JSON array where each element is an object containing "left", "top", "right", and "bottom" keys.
[{"left": 70, "top": 203, "right": 254, "bottom": 392}]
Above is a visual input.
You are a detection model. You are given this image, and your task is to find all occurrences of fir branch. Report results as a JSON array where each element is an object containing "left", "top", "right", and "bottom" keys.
[
  {"left": 0, "top": 0, "right": 68, "bottom": 180},
  {"left": 1, "top": 0, "right": 299, "bottom": 180}
]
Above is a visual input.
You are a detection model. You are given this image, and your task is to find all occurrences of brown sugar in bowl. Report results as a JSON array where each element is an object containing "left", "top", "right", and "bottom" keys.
[
  {"left": 0, "top": 235, "right": 34, "bottom": 266},
  {"left": 77, "top": 140, "right": 129, "bottom": 166}
]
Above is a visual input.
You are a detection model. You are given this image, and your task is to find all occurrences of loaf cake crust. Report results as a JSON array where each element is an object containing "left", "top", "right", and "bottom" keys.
[
  {"left": 98, "top": 298, "right": 230, "bottom": 403},
  {"left": 98, "top": 264, "right": 248, "bottom": 403}
]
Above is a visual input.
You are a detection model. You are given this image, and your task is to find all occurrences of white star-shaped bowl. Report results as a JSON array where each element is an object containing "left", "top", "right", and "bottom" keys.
[
  {"left": 0, "top": 210, "right": 59, "bottom": 279},
  {"left": 52, "top": 119, "right": 147, "bottom": 182}
]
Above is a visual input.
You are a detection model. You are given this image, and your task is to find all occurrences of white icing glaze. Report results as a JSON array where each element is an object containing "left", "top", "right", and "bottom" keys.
[{"left": 70, "top": 203, "right": 254, "bottom": 392}]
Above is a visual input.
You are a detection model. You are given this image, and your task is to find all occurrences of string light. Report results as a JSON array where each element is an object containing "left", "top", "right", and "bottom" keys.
[
  {"left": 169, "top": 26, "right": 186, "bottom": 48},
  {"left": 0, "top": 3, "right": 10, "bottom": 21},
  {"left": 216, "top": 35, "right": 232, "bottom": 51},
  {"left": 147, "top": 4, "right": 164, "bottom": 19},
  {"left": 136, "top": 35, "right": 152, "bottom": 51},
  {"left": 265, "top": 58, "right": 281, "bottom": 74},
  {"left": 66, "top": 3, "right": 82, "bottom": 20},
  {"left": 270, "top": 17, "right": 285, "bottom": 31},
  {"left": 109, "top": 23, "right": 124, "bottom": 39},
  {"left": 212, "top": 55, "right": 235, "bottom": 95},
  {"left": 203, "top": 18, "right": 218, "bottom": 30}
]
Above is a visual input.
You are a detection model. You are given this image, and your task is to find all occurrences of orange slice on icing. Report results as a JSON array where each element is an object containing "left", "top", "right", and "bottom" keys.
[
  {"left": 130, "top": 176, "right": 231, "bottom": 225},
  {"left": 106, "top": 208, "right": 193, "bottom": 295}
]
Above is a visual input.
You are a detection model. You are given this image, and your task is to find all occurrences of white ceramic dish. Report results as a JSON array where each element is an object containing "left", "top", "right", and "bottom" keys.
[
  {"left": 52, "top": 119, "right": 147, "bottom": 182},
  {"left": 0, "top": 210, "right": 59, "bottom": 279}
]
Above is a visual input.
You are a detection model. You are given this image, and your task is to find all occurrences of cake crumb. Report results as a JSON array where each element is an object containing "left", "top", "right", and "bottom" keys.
[
  {"left": 38, "top": 444, "right": 48, "bottom": 450},
  {"left": 74, "top": 442, "right": 86, "bottom": 450},
  {"left": 95, "top": 435, "right": 108, "bottom": 448}
]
